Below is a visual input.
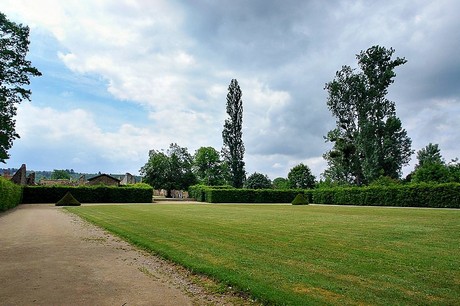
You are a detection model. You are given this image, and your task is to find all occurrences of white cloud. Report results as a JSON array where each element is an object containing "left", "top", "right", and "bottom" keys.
[{"left": 2, "top": 0, "right": 459, "bottom": 180}]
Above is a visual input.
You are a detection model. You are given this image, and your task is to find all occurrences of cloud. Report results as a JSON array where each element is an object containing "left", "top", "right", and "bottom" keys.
[
  {"left": 1, "top": 0, "right": 459, "bottom": 180},
  {"left": 12, "top": 103, "right": 157, "bottom": 173}
]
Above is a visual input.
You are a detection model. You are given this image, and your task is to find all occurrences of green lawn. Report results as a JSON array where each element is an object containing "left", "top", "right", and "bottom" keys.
[{"left": 66, "top": 204, "right": 460, "bottom": 305}]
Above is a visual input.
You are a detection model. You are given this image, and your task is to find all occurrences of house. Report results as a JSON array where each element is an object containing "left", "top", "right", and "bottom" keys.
[{"left": 87, "top": 174, "right": 120, "bottom": 186}]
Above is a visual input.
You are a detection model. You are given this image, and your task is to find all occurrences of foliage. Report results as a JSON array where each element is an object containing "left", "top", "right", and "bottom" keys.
[
  {"left": 22, "top": 185, "right": 153, "bottom": 203},
  {"left": 0, "top": 177, "right": 22, "bottom": 211},
  {"left": 369, "top": 176, "right": 400, "bottom": 186},
  {"left": 304, "top": 183, "right": 460, "bottom": 208},
  {"left": 193, "top": 146, "right": 229, "bottom": 185},
  {"left": 140, "top": 143, "right": 196, "bottom": 197},
  {"left": 291, "top": 193, "right": 308, "bottom": 205},
  {"left": 415, "top": 143, "right": 444, "bottom": 168},
  {"left": 69, "top": 204, "right": 460, "bottom": 305},
  {"left": 245, "top": 172, "right": 271, "bottom": 189},
  {"left": 272, "top": 177, "right": 290, "bottom": 189},
  {"left": 201, "top": 188, "right": 299, "bottom": 203},
  {"left": 51, "top": 169, "right": 71, "bottom": 180},
  {"left": 0, "top": 13, "right": 41, "bottom": 162},
  {"left": 222, "top": 79, "right": 245, "bottom": 188},
  {"left": 447, "top": 159, "right": 460, "bottom": 183},
  {"left": 323, "top": 45, "right": 412, "bottom": 185},
  {"left": 288, "top": 163, "right": 315, "bottom": 189},
  {"left": 412, "top": 163, "right": 450, "bottom": 183},
  {"left": 55, "top": 191, "right": 81, "bottom": 206},
  {"left": 411, "top": 144, "right": 460, "bottom": 184}
]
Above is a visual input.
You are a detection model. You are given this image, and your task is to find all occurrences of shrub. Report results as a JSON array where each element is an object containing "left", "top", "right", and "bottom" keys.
[
  {"left": 56, "top": 192, "right": 81, "bottom": 206},
  {"left": 202, "top": 188, "right": 298, "bottom": 203},
  {"left": 0, "top": 178, "right": 22, "bottom": 211},
  {"left": 23, "top": 185, "right": 153, "bottom": 203},
  {"left": 309, "top": 183, "right": 460, "bottom": 208},
  {"left": 292, "top": 193, "right": 309, "bottom": 205}
]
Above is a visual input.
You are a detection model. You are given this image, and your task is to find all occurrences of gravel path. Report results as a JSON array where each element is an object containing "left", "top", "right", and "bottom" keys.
[{"left": 0, "top": 204, "right": 253, "bottom": 306}]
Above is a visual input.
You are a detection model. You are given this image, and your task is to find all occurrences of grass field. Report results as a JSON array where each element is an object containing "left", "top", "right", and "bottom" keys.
[{"left": 66, "top": 204, "right": 460, "bottom": 305}]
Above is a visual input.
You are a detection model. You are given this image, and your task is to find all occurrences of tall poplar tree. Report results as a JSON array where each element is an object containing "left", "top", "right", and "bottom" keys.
[
  {"left": 222, "top": 79, "right": 245, "bottom": 188},
  {"left": 323, "top": 46, "right": 412, "bottom": 185},
  {"left": 1, "top": 12, "right": 41, "bottom": 162}
]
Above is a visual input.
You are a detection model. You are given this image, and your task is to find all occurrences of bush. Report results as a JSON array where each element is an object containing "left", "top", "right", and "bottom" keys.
[
  {"left": 308, "top": 183, "right": 460, "bottom": 208},
  {"left": 292, "top": 193, "right": 309, "bottom": 205},
  {"left": 56, "top": 192, "right": 81, "bottom": 206},
  {"left": 23, "top": 185, "right": 153, "bottom": 203},
  {"left": 0, "top": 178, "right": 22, "bottom": 211},
  {"left": 201, "top": 188, "right": 299, "bottom": 203}
]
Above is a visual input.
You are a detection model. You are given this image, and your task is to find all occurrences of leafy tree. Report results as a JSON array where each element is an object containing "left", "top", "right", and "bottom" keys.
[
  {"left": 193, "top": 146, "right": 229, "bottom": 185},
  {"left": 412, "top": 163, "right": 449, "bottom": 183},
  {"left": 1, "top": 13, "right": 41, "bottom": 162},
  {"left": 415, "top": 143, "right": 444, "bottom": 169},
  {"left": 323, "top": 45, "right": 412, "bottom": 185},
  {"left": 288, "top": 163, "right": 315, "bottom": 189},
  {"left": 245, "top": 172, "right": 271, "bottom": 189},
  {"left": 272, "top": 177, "right": 290, "bottom": 189},
  {"left": 447, "top": 159, "right": 460, "bottom": 183},
  {"left": 51, "top": 169, "right": 71, "bottom": 180},
  {"left": 411, "top": 144, "right": 459, "bottom": 183},
  {"left": 140, "top": 143, "right": 196, "bottom": 197},
  {"left": 222, "top": 79, "right": 245, "bottom": 188}
]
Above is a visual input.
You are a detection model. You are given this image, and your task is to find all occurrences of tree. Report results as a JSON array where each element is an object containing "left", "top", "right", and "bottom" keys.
[
  {"left": 323, "top": 46, "right": 412, "bottom": 185},
  {"left": 415, "top": 143, "right": 443, "bottom": 169},
  {"left": 51, "top": 169, "right": 71, "bottom": 180},
  {"left": 140, "top": 143, "right": 196, "bottom": 197},
  {"left": 411, "top": 144, "right": 459, "bottom": 184},
  {"left": 245, "top": 172, "right": 271, "bottom": 189},
  {"left": 1, "top": 13, "right": 41, "bottom": 162},
  {"left": 272, "top": 177, "right": 290, "bottom": 189},
  {"left": 288, "top": 163, "right": 315, "bottom": 189},
  {"left": 193, "top": 146, "right": 229, "bottom": 186},
  {"left": 222, "top": 79, "right": 245, "bottom": 188}
]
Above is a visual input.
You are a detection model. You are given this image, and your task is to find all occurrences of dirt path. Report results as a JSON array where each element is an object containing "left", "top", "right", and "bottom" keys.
[{"left": 0, "top": 205, "right": 251, "bottom": 306}]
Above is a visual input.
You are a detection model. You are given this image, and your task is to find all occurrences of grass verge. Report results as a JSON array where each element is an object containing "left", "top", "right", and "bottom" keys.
[{"left": 66, "top": 204, "right": 460, "bottom": 305}]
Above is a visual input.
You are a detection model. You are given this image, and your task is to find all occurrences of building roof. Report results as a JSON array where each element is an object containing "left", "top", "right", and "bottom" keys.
[{"left": 87, "top": 174, "right": 121, "bottom": 182}]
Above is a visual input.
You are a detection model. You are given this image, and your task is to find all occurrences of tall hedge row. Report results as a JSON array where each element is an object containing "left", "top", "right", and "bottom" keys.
[
  {"left": 0, "top": 178, "right": 22, "bottom": 211},
  {"left": 190, "top": 183, "right": 460, "bottom": 208},
  {"left": 22, "top": 185, "right": 153, "bottom": 204},
  {"left": 305, "top": 183, "right": 460, "bottom": 208},
  {"left": 189, "top": 185, "right": 299, "bottom": 203}
]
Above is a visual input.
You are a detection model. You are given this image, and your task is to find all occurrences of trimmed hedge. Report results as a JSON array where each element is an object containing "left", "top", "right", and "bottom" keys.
[
  {"left": 22, "top": 185, "right": 153, "bottom": 204},
  {"left": 0, "top": 177, "right": 22, "bottom": 211},
  {"left": 305, "top": 183, "right": 460, "bottom": 208},
  {"left": 292, "top": 193, "right": 309, "bottom": 205},
  {"left": 190, "top": 186, "right": 300, "bottom": 203},
  {"left": 191, "top": 183, "right": 460, "bottom": 208}
]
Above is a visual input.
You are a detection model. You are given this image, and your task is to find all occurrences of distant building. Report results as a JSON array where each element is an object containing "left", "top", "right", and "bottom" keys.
[
  {"left": 11, "top": 164, "right": 27, "bottom": 185},
  {"left": 87, "top": 174, "right": 120, "bottom": 186},
  {"left": 39, "top": 179, "right": 74, "bottom": 186},
  {"left": 120, "top": 173, "right": 136, "bottom": 185}
]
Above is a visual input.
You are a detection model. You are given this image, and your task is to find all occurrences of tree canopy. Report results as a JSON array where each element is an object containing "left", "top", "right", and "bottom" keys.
[
  {"left": 288, "top": 163, "right": 315, "bottom": 189},
  {"left": 193, "top": 146, "right": 229, "bottom": 186},
  {"left": 245, "top": 172, "right": 271, "bottom": 189},
  {"left": 323, "top": 45, "right": 412, "bottom": 185},
  {"left": 140, "top": 143, "right": 196, "bottom": 197},
  {"left": 0, "top": 12, "right": 41, "bottom": 162},
  {"left": 222, "top": 79, "right": 245, "bottom": 188}
]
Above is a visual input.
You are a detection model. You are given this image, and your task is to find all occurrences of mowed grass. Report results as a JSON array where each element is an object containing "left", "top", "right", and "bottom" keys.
[{"left": 66, "top": 204, "right": 460, "bottom": 305}]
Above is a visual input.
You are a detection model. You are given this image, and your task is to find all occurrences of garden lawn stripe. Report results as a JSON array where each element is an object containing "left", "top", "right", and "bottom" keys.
[{"left": 67, "top": 204, "right": 460, "bottom": 305}]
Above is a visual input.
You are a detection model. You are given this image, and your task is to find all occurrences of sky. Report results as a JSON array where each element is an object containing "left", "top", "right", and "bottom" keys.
[{"left": 1, "top": 0, "right": 459, "bottom": 180}]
